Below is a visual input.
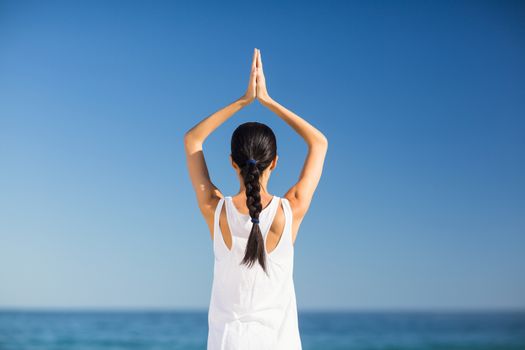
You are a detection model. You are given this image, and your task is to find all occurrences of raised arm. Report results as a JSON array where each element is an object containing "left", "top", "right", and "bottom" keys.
[
  {"left": 256, "top": 49, "right": 328, "bottom": 222},
  {"left": 184, "top": 48, "right": 258, "bottom": 226}
]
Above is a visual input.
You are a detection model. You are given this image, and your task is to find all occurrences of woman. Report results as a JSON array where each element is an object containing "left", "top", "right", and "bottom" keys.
[{"left": 184, "top": 48, "right": 328, "bottom": 349}]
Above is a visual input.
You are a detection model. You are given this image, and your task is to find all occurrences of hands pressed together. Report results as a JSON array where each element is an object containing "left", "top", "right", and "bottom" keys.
[{"left": 242, "top": 48, "right": 271, "bottom": 106}]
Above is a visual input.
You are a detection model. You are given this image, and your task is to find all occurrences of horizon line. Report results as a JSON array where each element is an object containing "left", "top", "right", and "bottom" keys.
[{"left": 1, "top": 306, "right": 524, "bottom": 313}]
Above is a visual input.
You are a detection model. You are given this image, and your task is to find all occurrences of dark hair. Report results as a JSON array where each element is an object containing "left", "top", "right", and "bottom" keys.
[{"left": 231, "top": 121, "right": 277, "bottom": 273}]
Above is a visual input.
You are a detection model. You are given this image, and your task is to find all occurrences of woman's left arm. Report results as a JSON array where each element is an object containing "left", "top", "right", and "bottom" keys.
[
  {"left": 184, "top": 97, "right": 249, "bottom": 214},
  {"left": 184, "top": 48, "right": 258, "bottom": 223}
]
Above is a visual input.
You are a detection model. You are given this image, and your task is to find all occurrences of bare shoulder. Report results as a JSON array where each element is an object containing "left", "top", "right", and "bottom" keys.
[
  {"left": 199, "top": 192, "right": 224, "bottom": 240},
  {"left": 282, "top": 194, "right": 308, "bottom": 245},
  {"left": 283, "top": 192, "right": 311, "bottom": 222}
]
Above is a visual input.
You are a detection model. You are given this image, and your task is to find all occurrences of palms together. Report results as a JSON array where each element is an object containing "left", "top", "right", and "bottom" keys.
[{"left": 243, "top": 48, "right": 270, "bottom": 104}]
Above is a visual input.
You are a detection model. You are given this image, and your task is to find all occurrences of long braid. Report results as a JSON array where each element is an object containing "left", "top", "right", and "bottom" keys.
[
  {"left": 230, "top": 121, "right": 277, "bottom": 273},
  {"left": 240, "top": 160, "right": 267, "bottom": 272}
]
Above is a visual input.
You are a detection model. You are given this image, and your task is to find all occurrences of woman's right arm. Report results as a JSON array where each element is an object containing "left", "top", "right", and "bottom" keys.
[
  {"left": 256, "top": 49, "right": 328, "bottom": 222},
  {"left": 262, "top": 97, "right": 328, "bottom": 218}
]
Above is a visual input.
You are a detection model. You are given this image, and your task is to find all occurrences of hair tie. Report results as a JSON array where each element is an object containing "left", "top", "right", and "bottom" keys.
[
  {"left": 251, "top": 217, "right": 259, "bottom": 224},
  {"left": 246, "top": 158, "right": 257, "bottom": 165}
]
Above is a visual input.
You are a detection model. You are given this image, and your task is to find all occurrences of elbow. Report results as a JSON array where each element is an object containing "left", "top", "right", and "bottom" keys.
[
  {"left": 183, "top": 131, "right": 196, "bottom": 149},
  {"left": 319, "top": 134, "right": 328, "bottom": 148},
  {"left": 184, "top": 131, "right": 203, "bottom": 152},
  {"left": 183, "top": 131, "right": 193, "bottom": 145},
  {"left": 308, "top": 133, "right": 328, "bottom": 150},
  {"left": 320, "top": 136, "right": 328, "bottom": 153}
]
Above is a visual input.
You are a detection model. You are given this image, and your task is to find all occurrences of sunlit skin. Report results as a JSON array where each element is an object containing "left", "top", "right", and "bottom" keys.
[{"left": 184, "top": 48, "right": 328, "bottom": 251}]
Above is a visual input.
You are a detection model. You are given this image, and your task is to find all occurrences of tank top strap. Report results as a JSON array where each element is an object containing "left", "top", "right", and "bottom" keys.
[
  {"left": 214, "top": 197, "right": 225, "bottom": 228},
  {"left": 280, "top": 197, "right": 294, "bottom": 244},
  {"left": 224, "top": 196, "right": 248, "bottom": 231},
  {"left": 212, "top": 197, "right": 231, "bottom": 259},
  {"left": 264, "top": 196, "right": 294, "bottom": 262},
  {"left": 260, "top": 196, "right": 280, "bottom": 238}
]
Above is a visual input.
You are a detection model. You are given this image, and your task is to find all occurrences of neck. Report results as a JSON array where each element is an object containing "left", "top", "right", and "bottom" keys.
[
  {"left": 238, "top": 181, "right": 270, "bottom": 195},
  {"left": 236, "top": 169, "right": 272, "bottom": 196}
]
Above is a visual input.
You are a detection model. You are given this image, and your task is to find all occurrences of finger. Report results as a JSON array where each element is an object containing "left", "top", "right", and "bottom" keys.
[
  {"left": 257, "top": 49, "right": 263, "bottom": 70},
  {"left": 251, "top": 48, "right": 257, "bottom": 71}
]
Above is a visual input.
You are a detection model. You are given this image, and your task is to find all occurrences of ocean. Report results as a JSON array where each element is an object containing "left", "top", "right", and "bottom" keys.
[{"left": 0, "top": 310, "right": 524, "bottom": 350}]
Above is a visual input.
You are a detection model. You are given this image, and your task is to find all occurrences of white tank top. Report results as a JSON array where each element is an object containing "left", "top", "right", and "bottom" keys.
[{"left": 207, "top": 195, "right": 302, "bottom": 350}]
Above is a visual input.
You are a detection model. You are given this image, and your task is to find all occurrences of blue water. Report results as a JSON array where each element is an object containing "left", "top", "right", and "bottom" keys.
[{"left": 0, "top": 310, "right": 524, "bottom": 350}]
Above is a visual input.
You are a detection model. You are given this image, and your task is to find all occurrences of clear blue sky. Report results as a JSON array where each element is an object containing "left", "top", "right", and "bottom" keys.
[{"left": 1, "top": 0, "right": 524, "bottom": 311}]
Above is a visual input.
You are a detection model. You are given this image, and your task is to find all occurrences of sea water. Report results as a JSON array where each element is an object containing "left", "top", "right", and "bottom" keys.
[{"left": 0, "top": 310, "right": 524, "bottom": 350}]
